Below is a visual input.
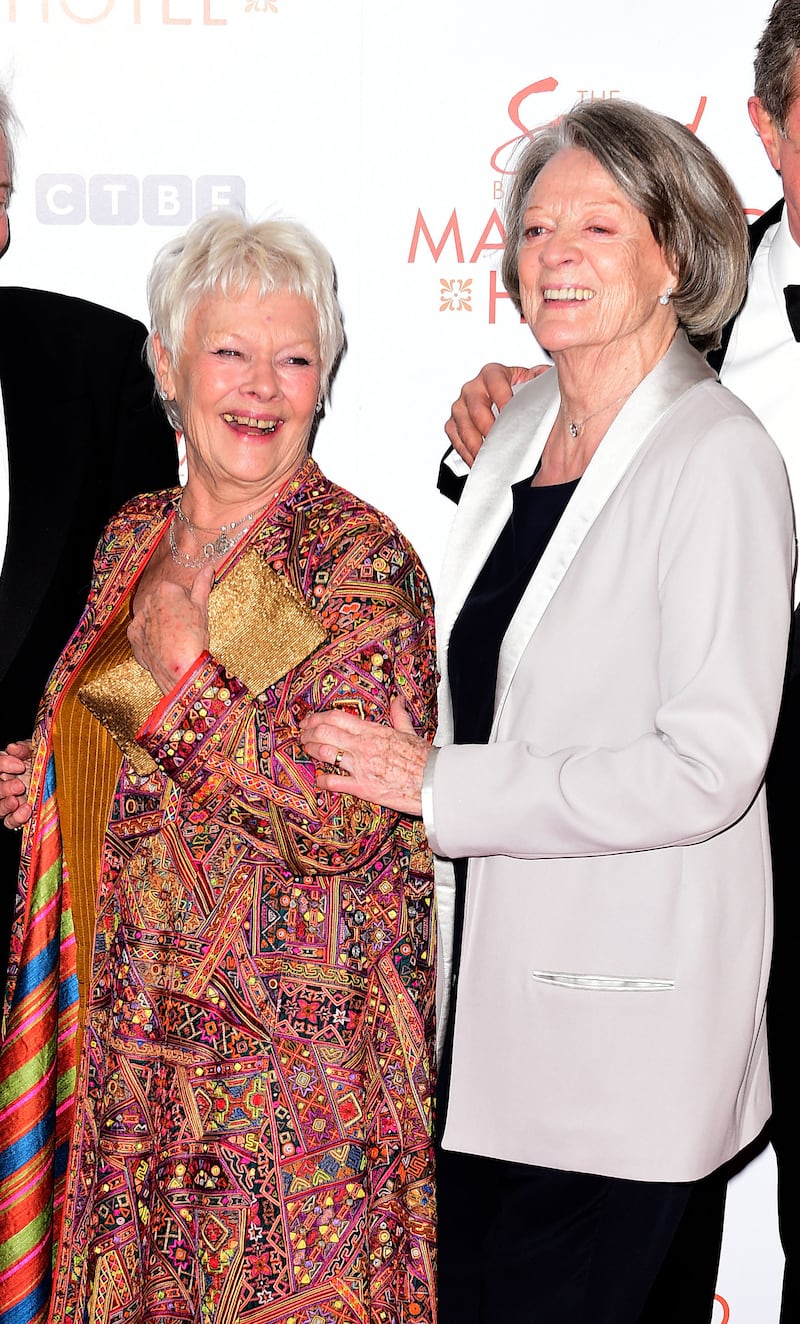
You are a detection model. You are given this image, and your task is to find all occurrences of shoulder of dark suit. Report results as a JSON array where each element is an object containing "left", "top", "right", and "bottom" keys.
[
  {"left": 747, "top": 198, "right": 785, "bottom": 255},
  {"left": 704, "top": 199, "right": 784, "bottom": 373},
  {"left": 0, "top": 285, "right": 147, "bottom": 338}
]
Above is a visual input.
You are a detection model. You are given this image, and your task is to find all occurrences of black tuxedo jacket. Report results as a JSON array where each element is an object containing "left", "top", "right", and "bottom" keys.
[
  {"left": 707, "top": 199, "right": 785, "bottom": 373},
  {"left": 707, "top": 200, "right": 800, "bottom": 666},
  {"left": 711, "top": 206, "right": 800, "bottom": 1244},
  {"left": 0, "top": 287, "right": 177, "bottom": 739},
  {"left": 0, "top": 286, "right": 178, "bottom": 979}
]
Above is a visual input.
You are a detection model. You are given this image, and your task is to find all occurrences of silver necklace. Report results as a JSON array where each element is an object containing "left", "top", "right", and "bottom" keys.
[
  {"left": 169, "top": 491, "right": 272, "bottom": 569},
  {"left": 562, "top": 390, "right": 632, "bottom": 439}
]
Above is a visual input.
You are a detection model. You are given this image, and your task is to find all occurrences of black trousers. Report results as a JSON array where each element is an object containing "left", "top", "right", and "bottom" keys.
[{"left": 437, "top": 1145, "right": 696, "bottom": 1324}]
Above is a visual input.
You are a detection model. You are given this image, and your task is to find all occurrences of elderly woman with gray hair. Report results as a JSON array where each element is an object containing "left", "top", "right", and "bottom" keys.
[
  {"left": 301, "top": 99, "right": 795, "bottom": 1322},
  {"left": 0, "top": 213, "right": 437, "bottom": 1323}
]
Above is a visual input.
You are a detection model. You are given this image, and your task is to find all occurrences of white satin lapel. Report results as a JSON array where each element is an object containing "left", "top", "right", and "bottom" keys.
[
  {"left": 435, "top": 370, "right": 561, "bottom": 744},
  {"left": 492, "top": 334, "right": 713, "bottom": 730},
  {"left": 432, "top": 373, "right": 559, "bottom": 1062}
]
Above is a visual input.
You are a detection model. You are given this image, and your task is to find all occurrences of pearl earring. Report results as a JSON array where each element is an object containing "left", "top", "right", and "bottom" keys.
[{"left": 659, "top": 287, "right": 673, "bottom": 306}]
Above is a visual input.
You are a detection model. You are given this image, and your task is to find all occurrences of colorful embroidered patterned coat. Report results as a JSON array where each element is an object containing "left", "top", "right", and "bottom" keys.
[{"left": 0, "top": 458, "right": 437, "bottom": 1324}]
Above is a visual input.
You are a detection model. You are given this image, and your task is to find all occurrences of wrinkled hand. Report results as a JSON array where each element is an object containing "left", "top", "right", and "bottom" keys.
[
  {"left": 300, "top": 696, "right": 431, "bottom": 817},
  {"left": 128, "top": 565, "right": 213, "bottom": 695},
  {"left": 0, "top": 739, "right": 33, "bottom": 830},
  {"left": 444, "top": 362, "right": 549, "bottom": 466}
]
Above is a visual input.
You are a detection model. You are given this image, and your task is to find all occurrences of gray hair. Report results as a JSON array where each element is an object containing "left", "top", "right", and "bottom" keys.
[
  {"left": 501, "top": 99, "right": 749, "bottom": 354},
  {"left": 0, "top": 82, "right": 20, "bottom": 186},
  {"left": 754, "top": 0, "right": 800, "bottom": 134},
  {"left": 146, "top": 211, "right": 345, "bottom": 431}
]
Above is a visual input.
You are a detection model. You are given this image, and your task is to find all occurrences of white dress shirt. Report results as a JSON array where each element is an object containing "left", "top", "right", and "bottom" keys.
[{"left": 722, "top": 208, "right": 800, "bottom": 604}]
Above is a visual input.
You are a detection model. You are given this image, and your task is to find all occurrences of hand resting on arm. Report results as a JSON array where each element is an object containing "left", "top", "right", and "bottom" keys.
[
  {"left": 444, "top": 362, "right": 548, "bottom": 466},
  {"left": 300, "top": 696, "right": 431, "bottom": 818}
]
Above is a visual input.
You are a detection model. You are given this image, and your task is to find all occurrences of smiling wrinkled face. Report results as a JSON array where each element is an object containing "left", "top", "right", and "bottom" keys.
[
  {"left": 517, "top": 146, "right": 677, "bottom": 362},
  {"left": 155, "top": 284, "right": 321, "bottom": 504}
]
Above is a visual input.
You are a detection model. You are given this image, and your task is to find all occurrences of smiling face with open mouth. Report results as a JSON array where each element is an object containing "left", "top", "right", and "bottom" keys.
[
  {"left": 155, "top": 283, "right": 321, "bottom": 518},
  {"left": 516, "top": 146, "right": 677, "bottom": 367}
]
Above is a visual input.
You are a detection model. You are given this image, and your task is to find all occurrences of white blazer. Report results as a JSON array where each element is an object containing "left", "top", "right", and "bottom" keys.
[{"left": 424, "top": 333, "right": 795, "bottom": 1182}]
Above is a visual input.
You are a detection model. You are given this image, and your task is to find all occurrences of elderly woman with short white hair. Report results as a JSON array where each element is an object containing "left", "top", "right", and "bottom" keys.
[
  {"left": 0, "top": 212, "right": 437, "bottom": 1323},
  {"left": 301, "top": 99, "right": 795, "bottom": 1323}
]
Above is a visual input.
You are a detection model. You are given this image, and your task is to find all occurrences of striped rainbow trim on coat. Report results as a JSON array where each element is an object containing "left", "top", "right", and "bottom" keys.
[{"left": 0, "top": 755, "right": 77, "bottom": 1324}]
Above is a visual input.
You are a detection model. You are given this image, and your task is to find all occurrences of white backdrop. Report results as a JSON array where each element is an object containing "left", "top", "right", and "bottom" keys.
[{"left": 0, "top": 2, "right": 786, "bottom": 1318}]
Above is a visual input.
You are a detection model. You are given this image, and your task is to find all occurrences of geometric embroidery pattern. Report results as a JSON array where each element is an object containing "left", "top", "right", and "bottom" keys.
[{"left": 6, "top": 458, "right": 437, "bottom": 1323}]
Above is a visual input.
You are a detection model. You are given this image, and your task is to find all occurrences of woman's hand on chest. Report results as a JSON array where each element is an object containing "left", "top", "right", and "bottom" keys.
[{"left": 128, "top": 546, "right": 213, "bottom": 695}]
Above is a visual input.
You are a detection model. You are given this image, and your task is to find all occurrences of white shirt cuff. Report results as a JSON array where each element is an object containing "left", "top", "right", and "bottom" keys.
[{"left": 421, "top": 746, "right": 440, "bottom": 852}]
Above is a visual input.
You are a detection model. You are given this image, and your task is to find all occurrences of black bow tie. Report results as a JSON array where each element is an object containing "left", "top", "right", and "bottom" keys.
[{"left": 784, "top": 285, "right": 800, "bottom": 340}]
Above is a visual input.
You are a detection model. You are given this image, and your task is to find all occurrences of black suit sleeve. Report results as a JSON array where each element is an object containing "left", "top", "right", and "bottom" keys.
[
  {"left": 98, "top": 315, "right": 178, "bottom": 507},
  {"left": 0, "top": 294, "right": 178, "bottom": 744},
  {"left": 437, "top": 445, "right": 468, "bottom": 504},
  {"left": 0, "top": 295, "right": 178, "bottom": 999}
]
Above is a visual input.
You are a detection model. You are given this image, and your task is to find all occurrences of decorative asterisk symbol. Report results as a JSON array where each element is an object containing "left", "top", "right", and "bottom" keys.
[
  {"left": 245, "top": 0, "right": 278, "bottom": 11},
  {"left": 439, "top": 278, "right": 473, "bottom": 312}
]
